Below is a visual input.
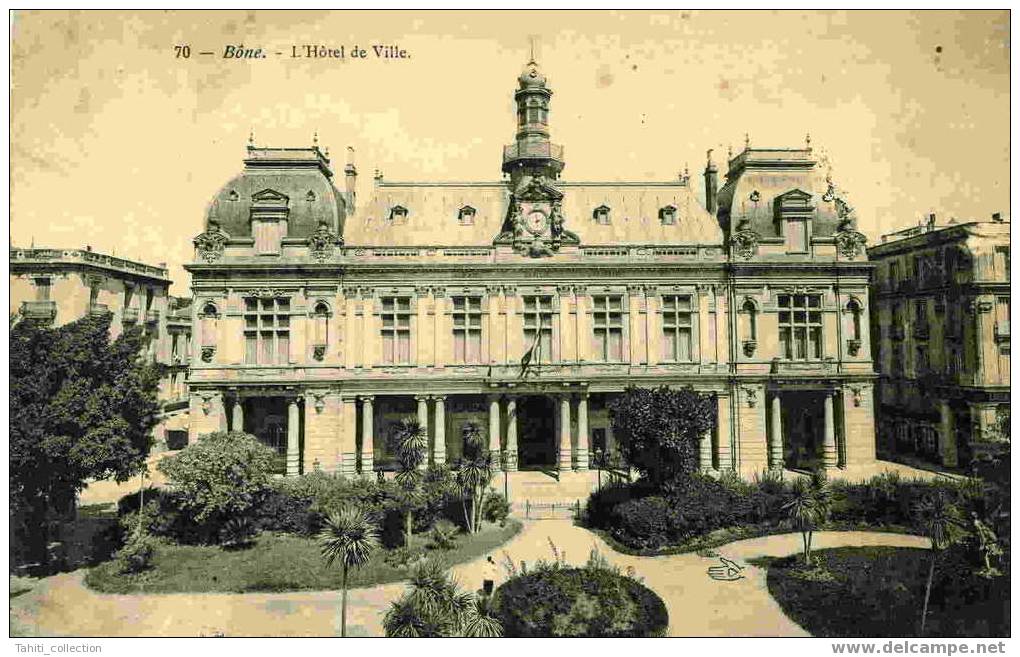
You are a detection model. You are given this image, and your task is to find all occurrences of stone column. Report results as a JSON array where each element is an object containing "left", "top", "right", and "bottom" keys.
[
  {"left": 433, "top": 395, "right": 447, "bottom": 465},
  {"left": 360, "top": 396, "right": 374, "bottom": 474},
  {"left": 769, "top": 393, "right": 784, "bottom": 471},
  {"left": 287, "top": 397, "right": 301, "bottom": 476},
  {"left": 231, "top": 396, "right": 244, "bottom": 433},
  {"left": 558, "top": 394, "right": 572, "bottom": 470},
  {"left": 576, "top": 393, "right": 590, "bottom": 470},
  {"left": 505, "top": 395, "right": 518, "bottom": 471},
  {"left": 488, "top": 395, "right": 501, "bottom": 455},
  {"left": 938, "top": 400, "right": 957, "bottom": 468},
  {"left": 340, "top": 395, "right": 358, "bottom": 474},
  {"left": 699, "top": 429, "right": 713, "bottom": 472},
  {"left": 823, "top": 390, "right": 838, "bottom": 468},
  {"left": 416, "top": 395, "right": 429, "bottom": 433}
]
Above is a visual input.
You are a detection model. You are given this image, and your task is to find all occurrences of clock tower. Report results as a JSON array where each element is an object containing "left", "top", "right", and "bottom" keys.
[{"left": 496, "top": 56, "right": 578, "bottom": 256}]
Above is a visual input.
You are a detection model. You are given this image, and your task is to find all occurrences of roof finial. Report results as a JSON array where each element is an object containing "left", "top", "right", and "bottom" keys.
[
  {"left": 313, "top": 131, "right": 319, "bottom": 147},
  {"left": 744, "top": 132, "right": 750, "bottom": 149},
  {"left": 706, "top": 148, "right": 714, "bottom": 165},
  {"left": 248, "top": 128, "right": 254, "bottom": 148},
  {"left": 528, "top": 35, "right": 537, "bottom": 64},
  {"left": 727, "top": 144, "right": 733, "bottom": 159},
  {"left": 346, "top": 146, "right": 355, "bottom": 165},
  {"left": 684, "top": 162, "right": 690, "bottom": 178},
  {"left": 805, "top": 132, "right": 812, "bottom": 150}
]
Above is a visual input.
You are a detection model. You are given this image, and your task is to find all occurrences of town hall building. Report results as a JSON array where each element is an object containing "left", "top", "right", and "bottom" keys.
[{"left": 186, "top": 58, "right": 878, "bottom": 479}]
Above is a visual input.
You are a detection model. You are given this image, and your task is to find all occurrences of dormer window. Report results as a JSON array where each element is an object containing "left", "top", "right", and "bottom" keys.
[
  {"left": 593, "top": 205, "right": 611, "bottom": 225},
  {"left": 227, "top": 190, "right": 239, "bottom": 201},
  {"left": 305, "top": 191, "right": 316, "bottom": 202},
  {"left": 389, "top": 205, "right": 409, "bottom": 224},
  {"left": 659, "top": 205, "right": 678, "bottom": 225},
  {"left": 773, "top": 189, "right": 814, "bottom": 254},
  {"left": 458, "top": 205, "right": 476, "bottom": 226}
]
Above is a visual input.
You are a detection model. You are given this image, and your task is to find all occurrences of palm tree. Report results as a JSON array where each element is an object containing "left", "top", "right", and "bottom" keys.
[
  {"left": 782, "top": 471, "right": 833, "bottom": 566},
  {"left": 913, "top": 491, "right": 965, "bottom": 636},
  {"left": 456, "top": 422, "right": 495, "bottom": 533},
  {"left": 382, "top": 558, "right": 503, "bottom": 637},
  {"left": 389, "top": 418, "right": 428, "bottom": 543},
  {"left": 318, "top": 508, "right": 381, "bottom": 637}
]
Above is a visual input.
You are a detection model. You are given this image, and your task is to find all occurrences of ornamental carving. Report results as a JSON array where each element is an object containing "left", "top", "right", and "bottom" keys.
[
  {"left": 495, "top": 175, "right": 578, "bottom": 258},
  {"left": 200, "top": 346, "right": 215, "bottom": 363},
  {"left": 247, "top": 287, "right": 289, "bottom": 299},
  {"left": 742, "top": 340, "right": 757, "bottom": 357},
  {"left": 194, "top": 220, "right": 230, "bottom": 263},
  {"left": 743, "top": 386, "right": 758, "bottom": 408},
  {"left": 848, "top": 385, "right": 863, "bottom": 407},
  {"left": 847, "top": 338, "right": 862, "bottom": 357},
  {"left": 822, "top": 174, "right": 856, "bottom": 223},
  {"left": 312, "top": 345, "right": 326, "bottom": 362},
  {"left": 834, "top": 228, "right": 867, "bottom": 260},
  {"left": 730, "top": 226, "right": 760, "bottom": 260},
  {"left": 307, "top": 220, "right": 340, "bottom": 262}
]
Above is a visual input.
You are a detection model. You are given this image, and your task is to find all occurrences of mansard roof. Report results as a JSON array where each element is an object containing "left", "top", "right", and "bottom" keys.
[{"left": 344, "top": 180, "right": 722, "bottom": 246}]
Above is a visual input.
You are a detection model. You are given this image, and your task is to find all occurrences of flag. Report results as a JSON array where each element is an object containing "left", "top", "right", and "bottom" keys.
[{"left": 519, "top": 327, "right": 543, "bottom": 378}]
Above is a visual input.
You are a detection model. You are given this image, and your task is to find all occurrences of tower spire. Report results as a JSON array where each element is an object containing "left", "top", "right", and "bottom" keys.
[{"left": 502, "top": 49, "right": 563, "bottom": 182}]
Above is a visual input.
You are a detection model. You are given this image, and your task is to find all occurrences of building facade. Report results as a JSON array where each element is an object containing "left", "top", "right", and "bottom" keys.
[
  {"left": 186, "top": 59, "right": 878, "bottom": 479},
  {"left": 868, "top": 214, "right": 1010, "bottom": 467},
  {"left": 9, "top": 247, "right": 192, "bottom": 445}
]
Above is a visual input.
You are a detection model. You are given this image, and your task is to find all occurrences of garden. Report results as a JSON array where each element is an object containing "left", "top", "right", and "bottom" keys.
[
  {"left": 85, "top": 419, "right": 519, "bottom": 635},
  {"left": 582, "top": 385, "right": 1011, "bottom": 637}
]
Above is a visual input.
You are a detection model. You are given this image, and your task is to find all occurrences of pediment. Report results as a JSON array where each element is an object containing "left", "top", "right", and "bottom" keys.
[
  {"left": 774, "top": 188, "right": 814, "bottom": 215},
  {"left": 251, "top": 188, "right": 290, "bottom": 205},
  {"left": 514, "top": 175, "right": 563, "bottom": 202}
]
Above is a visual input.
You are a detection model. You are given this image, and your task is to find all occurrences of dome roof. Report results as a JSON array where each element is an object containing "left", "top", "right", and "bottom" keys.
[
  {"left": 518, "top": 60, "right": 548, "bottom": 89},
  {"left": 203, "top": 147, "right": 348, "bottom": 239}
]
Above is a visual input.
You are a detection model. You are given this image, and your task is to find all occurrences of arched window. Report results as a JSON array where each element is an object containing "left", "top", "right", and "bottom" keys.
[
  {"left": 200, "top": 302, "right": 219, "bottom": 347},
  {"left": 741, "top": 298, "right": 757, "bottom": 342},
  {"left": 846, "top": 298, "right": 863, "bottom": 341},
  {"left": 313, "top": 301, "right": 330, "bottom": 347}
]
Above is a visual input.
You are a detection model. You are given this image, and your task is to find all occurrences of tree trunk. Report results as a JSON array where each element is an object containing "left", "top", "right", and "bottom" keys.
[
  {"left": 806, "top": 530, "right": 813, "bottom": 565},
  {"left": 341, "top": 565, "right": 349, "bottom": 637},
  {"left": 462, "top": 496, "right": 472, "bottom": 534},
  {"left": 801, "top": 531, "right": 809, "bottom": 565},
  {"left": 920, "top": 549, "right": 937, "bottom": 636},
  {"left": 405, "top": 510, "right": 413, "bottom": 544}
]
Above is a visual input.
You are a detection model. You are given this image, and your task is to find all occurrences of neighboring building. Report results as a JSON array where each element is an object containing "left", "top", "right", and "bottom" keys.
[
  {"left": 9, "top": 246, "right": 192, "bottom": 448},
  {"left": 185, "top": 58, "right": 878, "bottom": 479},
  {"left": 868, "top": 214, "right": 1010, "bottom": 467}
]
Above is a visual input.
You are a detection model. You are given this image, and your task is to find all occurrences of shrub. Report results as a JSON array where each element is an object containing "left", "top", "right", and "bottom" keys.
[
  {"left": 492, "top": 564, "right": 667, "bottom": 637},
  {"left": 253, "top": 488, "right": 321, "bottom": 536},
  {"left": 157, "top": 432, "right": 275, "bottom": 527},
  {"left": 584, "top": 480, "right": 655, "bottom": 528},
  {"left": 219, "top": 516, "right": 257, "bottom": 549},
  {"left": 384, "top": 544, "right": 429, "bottom": 570},
  {"left": 609, "top": 497, "right": 679, "bottom": 549},
  {"left": 428, "top": 519, "right": 460, "bottom": 551},
  {"left": 482, "top": 492, "right": 511, "bottom": 527},
  {"left": 114, "top": 531, "right": 158, "bottom": 574}
]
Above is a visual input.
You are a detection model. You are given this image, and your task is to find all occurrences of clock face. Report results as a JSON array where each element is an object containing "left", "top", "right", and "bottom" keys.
[{"left": 526, "top": 209, "right": 548, "bottom": 235}]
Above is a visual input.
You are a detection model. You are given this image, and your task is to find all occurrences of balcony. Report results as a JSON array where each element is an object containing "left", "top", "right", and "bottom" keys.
[
  {"left": 890, "top": 326, "right": 905, "bottom": 341},
  {"left": 145, "top": 309, "right": 161, "bottom": 324},
  {"left": 20, "top": 300, "right": 56, "bottom": 324},
  {"left": 770, "top": 357, "right": 836, "bottom": 374},
  {"left": 913, "top": 324, "right": 930, "bottom": 340},
  {"left": 121, "top": 308, "right": 139, "bottom": 324},
  {"left": 502, "top": 141, "right": 564, "bottom": 163},
  {"left": 996, "top": 320, "right": 1010, "bottom": 342}
]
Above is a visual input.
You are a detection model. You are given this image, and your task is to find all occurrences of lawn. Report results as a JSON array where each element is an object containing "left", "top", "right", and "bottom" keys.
[
  {"left": 85, "top": 519, "right": 522, "bottom": 594},
  {"left": 764, "top": 546, "right": 1009, "bottom": 638}
]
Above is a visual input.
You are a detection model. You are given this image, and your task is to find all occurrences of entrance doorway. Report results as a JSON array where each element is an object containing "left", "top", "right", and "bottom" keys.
[
  {"left": 781, "top": 391, "right": 826, "bottom": 471},
  {"left": 517, "top": 395, "right": 556, "bottom": 470},
  {"left": 244, "top": 397, "right": 288, "bottom": 473}
]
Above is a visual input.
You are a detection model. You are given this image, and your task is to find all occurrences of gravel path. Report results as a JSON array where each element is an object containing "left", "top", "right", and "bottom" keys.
[{"left": 10, "top": 522, "right": 928, "bottom": 637}]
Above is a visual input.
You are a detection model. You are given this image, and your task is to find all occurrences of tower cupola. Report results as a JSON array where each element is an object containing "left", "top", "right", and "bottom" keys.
[{"left": 502, "top": 57, "right": 564, "bottom": 183}]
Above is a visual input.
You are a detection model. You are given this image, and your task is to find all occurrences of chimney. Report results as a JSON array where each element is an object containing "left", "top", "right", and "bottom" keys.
[
  {"left": 343, "top": 146, "right": 357, "bottom": 212},
  {"left": 992, "top": 212, "right": 1003, "bottom": 222},
  {"left": 704, "top": 149, "right": 719, "bottom": 214},
  {"left": 927, "top": 213, "right": 936, "bottom": 231}
]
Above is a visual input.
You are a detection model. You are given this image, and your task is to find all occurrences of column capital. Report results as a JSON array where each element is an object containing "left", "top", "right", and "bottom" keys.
[
  {"left": 359, "top": 394, "right": 375, "bottom": 404},
  {"left": 432, "top": 394, "right": 448, "bottom": 402},
  {"left": 414, "top": 394, "right": 431, "bottom": 402}
]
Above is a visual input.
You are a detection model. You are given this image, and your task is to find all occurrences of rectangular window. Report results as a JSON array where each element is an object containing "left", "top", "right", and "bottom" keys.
[
  {"left": 996, "top": 297, "right": 1010, "bottom": 324},
  {"left": 523, "top": 295, "right": 553, "bottom": 364},
  {"left": 243, "top": 297, "right": 291, "bottom": 365},
  {"left": 145, "top": 288, "right": 154, "bottom": 311},
  {"left": 661, "top": 295, "right": 693, "bottom": 361},
  {"left": 253, "top": 220, "right": 284, "bottom": 255},
  {"left": 452, "top": 296, "right": 483, "bottom": 364},
  {"left": 786, "top": 218, "right": 808, "bottom": 253},
  {"left": 892, "top": 341, "right": 903, "bottom": 375},
  {"left": 914, "top": 300, "right": 928, "bottom": 332},
  {"left": 124, "top": 285, "right": 134, "bottom": 308},
  {"left": 777, "top": 294, "right": 822, "bottom": 360},
  {"left": 995, "top": 247, "right": 1010, "bottom": 281},
  {"left": 592, "top": 295, "right": 624, "bottom": 361},
  {"left": 915, "top": 345, "right": 929, "bottom": 376},
  {"left": 890, "top": 261, "right": 901, "bottom": 290},
  {"left": 381, "top": 297, "right": 411, "bottom": 364},
  {"left": 34, "top": 277, "right": 51, "bottom": 302}
]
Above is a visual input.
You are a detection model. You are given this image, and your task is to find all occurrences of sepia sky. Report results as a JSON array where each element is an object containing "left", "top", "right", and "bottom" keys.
[{"left": 10, "top": 10, "right": 1010, "bottom": 290}]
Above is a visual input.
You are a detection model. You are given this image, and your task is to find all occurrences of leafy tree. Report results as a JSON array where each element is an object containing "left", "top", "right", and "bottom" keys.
[
  {"left": 319, "top": 508, "right": 380, "bottom": 637},
  {"left": 608, "top": 386, "right": 716, "bottom": 488},
  {"left": 383, "top": 558, "right": 502, "bottom": 637},
  {"left": 388, "top": 418, "right": 428, "bottom": 543},
  {"left": 782, "top": 471, "right": 833, "bottom": 565},
  {"left": 157, "top": 431, "right": 275, "bottom": 527},
  {"left": 913, "top": 491, "right": 967, "bottom": 636},
  {"left": 10, "top": 313, "right": 162, "bottom": 566},
  {"left": 455, "top": 422, "right": 495, "bottom": 533}
]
